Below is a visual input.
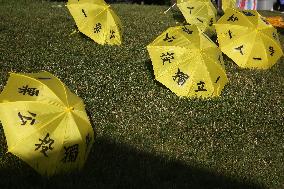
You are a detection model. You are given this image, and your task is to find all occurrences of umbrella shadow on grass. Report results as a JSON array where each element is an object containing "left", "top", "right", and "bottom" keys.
[
  {"left": 0, "top": 136, "right": 267, "bottom": 189},
  {"left": 277, "top": 27, "right": 284, "bottom": 35},
  {"left": 70, "top": 24, "right": 94, "bottom": 42},
  {"left": 172, "top": 10, "right": 186, "bottom": 24}
]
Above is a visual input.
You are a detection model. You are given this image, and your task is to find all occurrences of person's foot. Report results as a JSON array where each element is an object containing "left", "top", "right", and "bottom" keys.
[
  {"left": 273, "top": 2, "right": 280, "bottom": 11},
  {"left": 280, "top": 5, "right": 284, "bottom": 12}
]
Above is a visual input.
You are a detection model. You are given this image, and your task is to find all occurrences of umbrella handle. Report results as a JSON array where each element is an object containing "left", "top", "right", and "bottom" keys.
[{"left": 164, "top": 3, "right": 176, "bottom": 14}]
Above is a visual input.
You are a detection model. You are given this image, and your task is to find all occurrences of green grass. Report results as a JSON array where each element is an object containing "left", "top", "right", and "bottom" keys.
[{"left": 0, "top": 0, "right": 284, "bottom": 188}]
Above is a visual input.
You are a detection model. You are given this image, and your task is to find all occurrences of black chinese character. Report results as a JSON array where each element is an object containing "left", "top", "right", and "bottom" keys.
[
  {"left": 18, "top": 85, "right": 39, "bottom": 96},
  {"left": 228, "top": 30, "right": 233, "bottom": 39},
  {"left": 110, "top": 30, "right": 115, "bottom": 39},
  {"left": 260, "top": 17, "right": 270, "bottom": 25},
  {"left": 82, "top": 9, "right": 87, "bottom": 17},
  {"left": 163, "top": 33, "right": 176, "bottom": 42},
  {"left": 62, "top": 144, "right": 79, "bottom": 163},
  {"left": 242, "top": 11, "right": 255, "bottom": 16},
  {"left": 94, "top": 23, "right": 102, "bottom": 33},
  {"left": 253, "top": 57, "right": 262, "bottom": 60},
  {"left": 172, "top": 68, "right": 189, "bottom": 86},
  {"left": 196, "top": 18, "right": 204, "bottom": 23},
  {"left": 195, "top": 81, "right": 207, "bottom": 92},
  {"left": 35, "top": 133, "right": 54, "bottom": 157},
  {"left": 235, "top": 45, "right": 244, "bottom": 55},
  {"left": 215, "top": 76, "right": 220, "bottom": 83},
  {"left": 182, "top": 25, "right": 193, "bottom": 35},
  {"left": 160, "top": 52, "right": 174, "bottom": 65},
  {"left": 187, "top": 7, "right": 194, "bottom": 14},
  {"left": 227, "top": 14, "right": 238, "bottom": 22},
  {"left": 269, "top": 46, "right": 275, "bottom": 56},
  {"left": 209, "top": 18, "right": 214, "bottom": 26},
  {"left": 18, "top": 111, "right": 37, "bottom": 126}
]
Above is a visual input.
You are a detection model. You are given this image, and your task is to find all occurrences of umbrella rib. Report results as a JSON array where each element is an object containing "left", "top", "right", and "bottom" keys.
[
  {"left": 55, "top": 76, "right": 69, "bottom": 108},
  {"left": 90, "top": 4, "right": 110, "bottom": 21},
  {"left": 202, "top": 51, "right": 228, "bottom": 80},
  {"left": 259, "top": 34, "right": 270, "bottom": 67},
  {"left": 70, "top": 112, "right": 90, "bottom": 142},
  {"left": 199, "top": 53, "right": 214, "bottom": 90},
  {"left": 52, "top": 115, "right": 67, "bottom": 175},
  {"left": 179, "top": 30, "right": 200, "bottom": 49},
  {"left": 192, "top": 4, "right": 209, "bottom": 19},
  {"left": 242, "top": 31, "right": 258, "bottom": 68},
  {"left": 203, "top": 53, "right": 228, "bottom": 87}
]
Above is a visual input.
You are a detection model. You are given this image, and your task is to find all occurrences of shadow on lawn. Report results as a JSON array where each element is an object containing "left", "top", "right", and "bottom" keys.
[
  {"left": 172, "top": 10, "right": 186, "bottom": 24},
  {"left": 0, "top": 136, "right": 266, "bottom": 189}
]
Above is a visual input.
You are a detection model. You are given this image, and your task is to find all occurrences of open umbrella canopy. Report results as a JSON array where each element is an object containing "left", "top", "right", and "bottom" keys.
[
  {"left": 67, "top": 0, "right": 122, "bottom": 45},
  {"left": 147, "top": 25, "right": 228, "bottom": 98},
  {"left": 176, "top": 0, "right": 217, "bottom": 32},
  {"left": 0, "top": 71, "right": 94, "bottom": 176},
  {"left": 215, "top": 8, "right": 283, "bottom": 69}
]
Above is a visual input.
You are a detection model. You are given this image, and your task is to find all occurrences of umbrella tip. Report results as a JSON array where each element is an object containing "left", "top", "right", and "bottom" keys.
[{"left": 65, "top": 107, "right": 74, "bottom": 112}]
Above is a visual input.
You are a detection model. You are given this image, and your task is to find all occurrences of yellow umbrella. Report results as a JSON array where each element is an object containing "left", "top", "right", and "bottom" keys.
[
  {"left": 215, "top": 8, "right": 283, "bottom": 69},
  {"left": 67, "top": 0, "right": 122, "bottom": 45},
  {"left": 0, "top": 71, "right": 94, "bottom": 176},
  {"left": 176, "top": 0, "right": 217, "bottom": 32},
  {"left": 147, "top": 25, "right": 228, "bottom": 98},
  {"left": 222, "top": 0, "right": 237, "bottom": 11}
]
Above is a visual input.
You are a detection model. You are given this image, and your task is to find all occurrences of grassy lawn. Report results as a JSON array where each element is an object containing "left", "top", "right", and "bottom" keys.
[{"left": 0, "top": 0, "right": 283, "bottom": 188}]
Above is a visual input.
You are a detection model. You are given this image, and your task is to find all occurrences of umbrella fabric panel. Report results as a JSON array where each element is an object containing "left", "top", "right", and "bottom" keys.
[
  {"left": 215, "top": 24, "right": 252, "bottom": 49},
  {"left": 0, "top": 73, "right": 67, "bottom": 107},
  {"left": 201, "top": 54, "right": 228, "bottom": 96},
  {"left": 147, "top": 46, "right": 191, "bottom": 78},
  {"left": 217, "top": 9, "right": 254, "bottom": 28},
  {"left": 155, "top": 58, "right": 197, "bottom": 97},
  {"left": 220, "top": 31, "right": 257, "bottom": 67},
  {"left": 67, "top": 3, "right": 107, "bottom": 33},
  {"left": 0, "top": 101, "right": 65, "bottom": 150},
  {"left": 69, "top": 112, "right": 94, "bottom": 162},
  {"left": 105, "top": 9, "right": 123, "bottom": 45},
  {"left": 18, "top": 72, "right": 70, "bottom": 106},
  {"left": 148, "top": 26, "right": 201, "bottom": 49},
  {"left": 244, "top": 32, "right": 284, "bottom": 69},
  {"left": 8, "top": 114, "right": 67, "bottom": 176},
  {"left": 53, "top": 112, "right": 89, "bottom": 175}
]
